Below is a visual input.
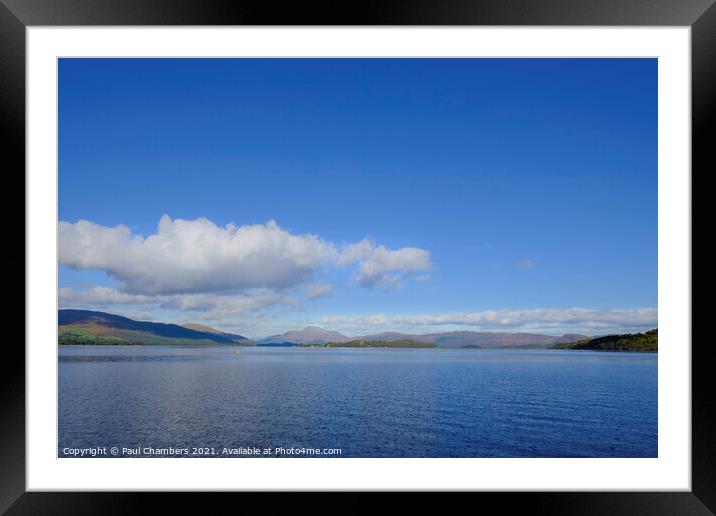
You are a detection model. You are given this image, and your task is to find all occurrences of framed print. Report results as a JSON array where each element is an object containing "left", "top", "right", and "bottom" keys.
[{"left": 4, "top": 0, "right": 712, "bottom": 512}]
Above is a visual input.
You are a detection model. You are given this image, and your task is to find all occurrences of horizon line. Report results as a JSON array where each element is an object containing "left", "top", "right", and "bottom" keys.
[{"left": 57, "top": 307, "right": 658, "bottom": 341}]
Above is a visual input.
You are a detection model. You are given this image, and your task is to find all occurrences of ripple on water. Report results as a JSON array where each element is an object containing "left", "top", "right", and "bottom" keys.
[{"left": 58, "top": 346, "right": 657, "bottom": 458}]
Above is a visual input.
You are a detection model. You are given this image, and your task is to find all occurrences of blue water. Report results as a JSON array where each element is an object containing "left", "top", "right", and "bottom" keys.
[{"left": 58, "top": 346, "right": 657, "bottom": 458}]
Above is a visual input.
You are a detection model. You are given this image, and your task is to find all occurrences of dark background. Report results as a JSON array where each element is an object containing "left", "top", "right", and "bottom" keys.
[{"left": 2, "top": 0, "right": 712, "bottom": 513}]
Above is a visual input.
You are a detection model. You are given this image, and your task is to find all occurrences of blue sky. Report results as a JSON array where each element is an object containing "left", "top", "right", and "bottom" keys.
[{"left": 58, "top": 58, "right": 657, "bottom": 338}]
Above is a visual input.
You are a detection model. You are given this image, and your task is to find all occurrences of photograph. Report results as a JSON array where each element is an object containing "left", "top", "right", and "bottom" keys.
[{"left": 57, "top": 57, "right": 658, "bottom": 459}]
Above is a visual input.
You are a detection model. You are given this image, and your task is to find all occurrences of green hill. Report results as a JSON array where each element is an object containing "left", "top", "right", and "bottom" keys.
[
  {"left": 58, "top": 309, "right": 255, "bottom": 346},
  {"left": 553, "top": 329, "right": 657, "bottom": 352}
]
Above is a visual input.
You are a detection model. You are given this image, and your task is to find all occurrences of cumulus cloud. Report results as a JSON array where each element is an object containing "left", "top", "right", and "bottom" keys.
[
  {"left": 58, "top": 216, "right": 433, "bottom": 317},
  {"left": 339, "top": 238, "right": 432, "bottom": 288},
  {"left": 305, "top": 283, "right": 333, "bottom": 300},
  {"left": 59, "top": 216, "right": 432, "bottom": 297},
  {"left": 59, "top": 216, "right": 337, "bottom": 295}
]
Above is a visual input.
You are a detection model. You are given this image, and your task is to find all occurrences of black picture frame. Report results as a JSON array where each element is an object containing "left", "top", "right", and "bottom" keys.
[{"left": 3, "top": 0, "right": 711, "bottom": 512}]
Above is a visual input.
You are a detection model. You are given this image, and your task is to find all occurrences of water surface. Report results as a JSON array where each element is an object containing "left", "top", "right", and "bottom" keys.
[{"left": 59, "top": 346, "right": 657, "bottom": 457}]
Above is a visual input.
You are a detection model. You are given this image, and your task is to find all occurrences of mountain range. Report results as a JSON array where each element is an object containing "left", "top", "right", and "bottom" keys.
[
  {"left": 58, "top": 310, "right": 658, "bottom": 351},
  {"left": 259, "top": 326, "right": 586, "bottom": 348},
  {"left": 59, "top": 309, "right": 589, "bottom": 348}
]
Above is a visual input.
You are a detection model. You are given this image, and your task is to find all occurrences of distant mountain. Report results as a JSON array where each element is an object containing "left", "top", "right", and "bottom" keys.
[
  {"left": 257, "top": 327, "right": 588, "bottom": 348},
  {"left": 59, "top": 309, "right": 599, "bottom": 349},
  {"left": 300, "top": 339, "right": 437, "bottom": 348},
  {"left": 259, "top": 327, "right": 350, "bottom": 345},
  {"left": 353, "top": 331, "right": 433, "bottom": 343},
  {"left": 58, "top": 309, "right": 254, "bottom": 346},
  {"left": 354, "top": 330, "right": 589, "bottom": 349},
  {"left": 553, "top": 329, "right": 657, "bottom": 352},
  {"left": 182, "top": 323, "right": 254, "bottom": 345}
]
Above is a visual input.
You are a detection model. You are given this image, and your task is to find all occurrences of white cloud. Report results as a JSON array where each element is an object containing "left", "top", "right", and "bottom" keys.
[
  {"left": 59, "top": 216, "right": 433, "bottom": 299},
  {"left": 392, "top": 308, "right": 658, "bottom": 332},
  {"left": 310, "top": 308, "right": 657, "bottom": 335},
  {"left": 58, "top": 286, "right": 290, "bottom": 318},
  {"left": 58, "top": 286, "right": 155, "bottom": 306},
  {"left": 320, "top": 314, "right": 389, "bottom": 326},
  {"left": 339, "top": 238, "right": 432, "bottom": 288},
  {"left": 305, "top": 283, "right": 333, "bottom": 300},
  {"left": 59, "top": 216, "right": 337, "bottom": 295},
  {"left": 58, "top": 216, "right": 436, "bottom": 322}
]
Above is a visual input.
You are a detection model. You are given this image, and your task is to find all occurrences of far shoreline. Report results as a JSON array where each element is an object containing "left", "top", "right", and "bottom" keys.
[{"left": 57, "top": 343, "right": 657, "bottom": 353}]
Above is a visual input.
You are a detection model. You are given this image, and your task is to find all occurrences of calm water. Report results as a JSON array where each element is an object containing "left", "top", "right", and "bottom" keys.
[{"left": 59, "top": 346, "right": 657, "bottom": 458}]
